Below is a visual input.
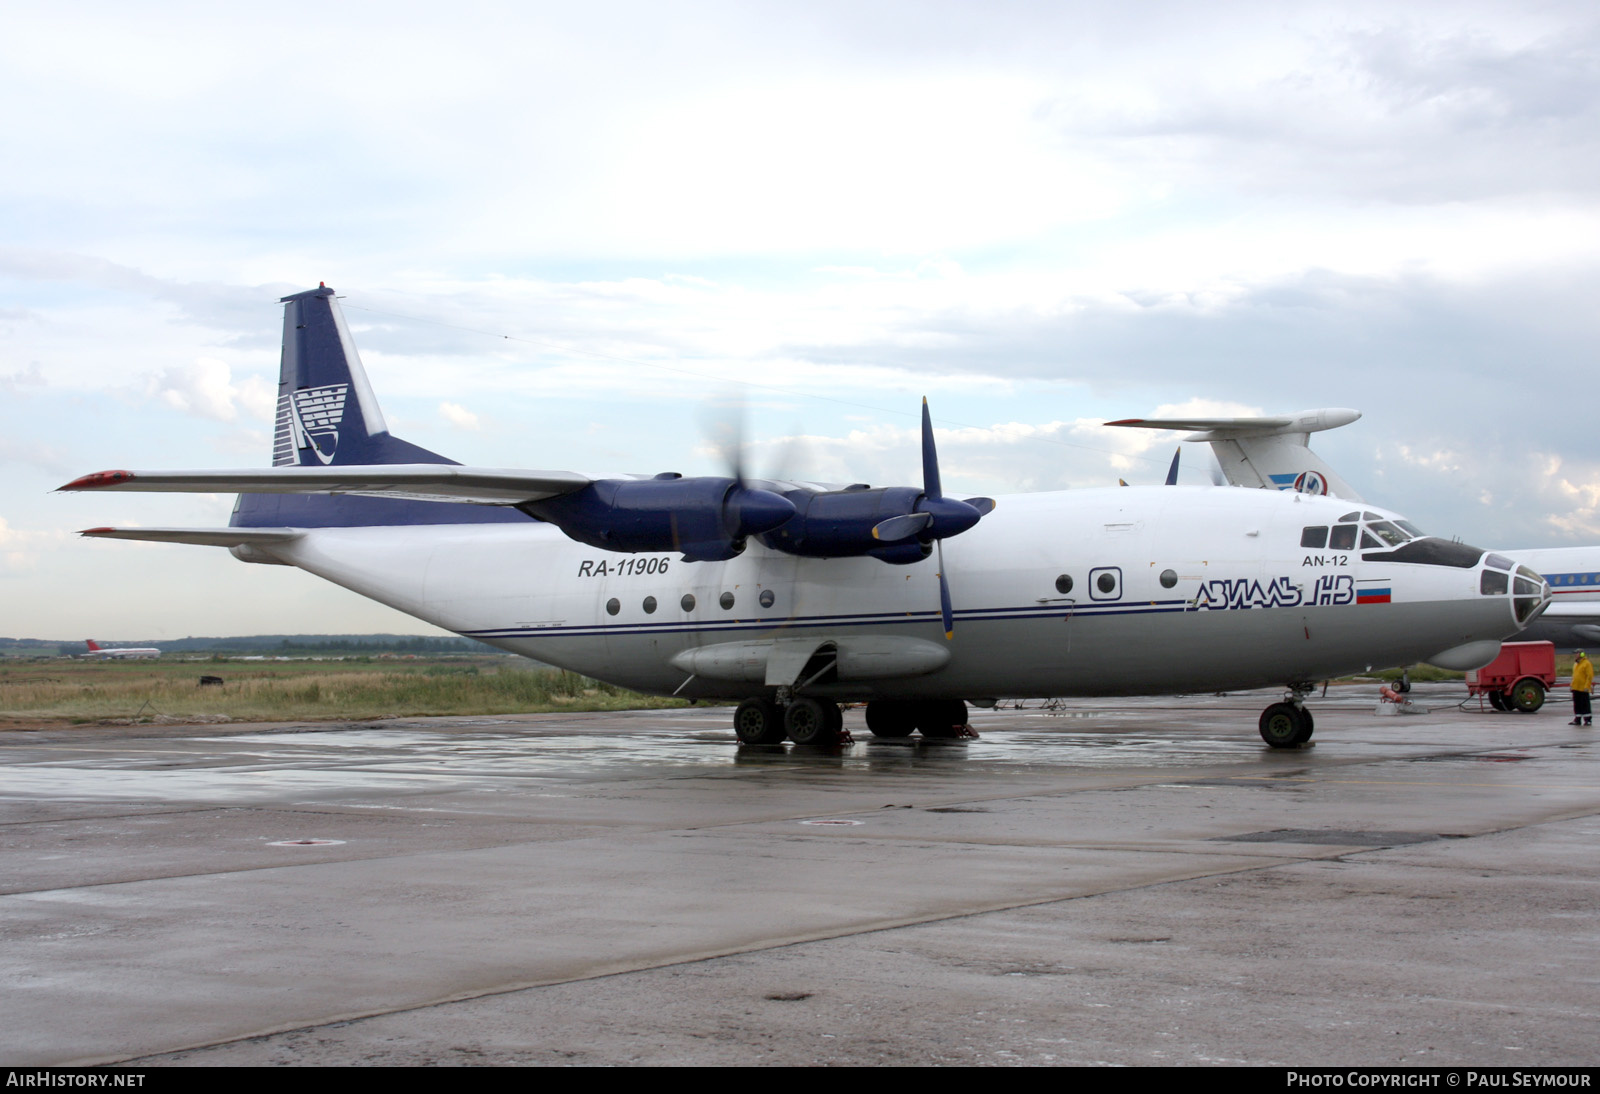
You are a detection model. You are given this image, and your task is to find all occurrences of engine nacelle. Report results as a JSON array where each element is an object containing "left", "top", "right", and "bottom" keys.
[
  {"left": 760, "top": 486, "right": 928, "bottom": 559},
  {"left": 525, "top": 475, "right": 795, "bottom": 562}
]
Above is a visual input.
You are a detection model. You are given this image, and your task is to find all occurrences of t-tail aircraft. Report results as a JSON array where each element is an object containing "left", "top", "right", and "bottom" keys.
[
  {"left": 61, "top": 286, "right": 1549, "bottom": 748},
  {"left": 1107, "top": 411, "right": 1595, "bottom": 650}
]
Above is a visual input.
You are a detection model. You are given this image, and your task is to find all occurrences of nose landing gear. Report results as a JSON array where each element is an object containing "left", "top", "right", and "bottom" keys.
[{"left": 1260, "top": 685, "right": 1316, "bottom": 748}]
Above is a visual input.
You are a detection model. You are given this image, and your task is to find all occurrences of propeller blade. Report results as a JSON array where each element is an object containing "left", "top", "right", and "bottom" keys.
[
  {"left": 937, "top": 540, "right": 954, "bottom": 640},
  {"left": 700, "top": 395, "right": 748, "bottom": 485},
  {"left": 1165, "top": 447, "right": 1181, "bottom": 486},
  {"left": 921, "top": 397, "right": 942, "bottom": 500},
  {"left": 963, "top": 497, "right": 996, "bottom": 516},
  {"left": 873, "top": 511, "right": 933, "bottom": 541}
]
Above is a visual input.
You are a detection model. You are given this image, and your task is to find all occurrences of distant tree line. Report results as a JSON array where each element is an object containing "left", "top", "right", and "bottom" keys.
[{"left": 0, "top": 635, "right": 505, "bottom": 657}]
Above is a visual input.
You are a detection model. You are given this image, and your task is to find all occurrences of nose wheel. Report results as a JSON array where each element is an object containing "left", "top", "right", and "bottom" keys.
[{"left": 1259, "top": 702, "right": 1314, "bottom": 748}]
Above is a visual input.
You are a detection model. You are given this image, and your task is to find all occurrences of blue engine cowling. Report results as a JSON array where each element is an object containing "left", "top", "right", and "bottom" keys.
[
  {"left": 524, "top": 475, "right": 795, "bottom": 562},
  {"left": 760, "top": 486, "right": 944, "bottom": 563}
]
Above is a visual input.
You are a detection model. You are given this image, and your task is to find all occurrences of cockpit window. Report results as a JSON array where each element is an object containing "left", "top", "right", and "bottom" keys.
[
  {"left": 1361, "top": 530, "right": 1384, "bottom": 550},
  {"left": 1366, "top": 521, "right": 1409, "bottom": 547},
  {"left": 1301, "top": 526, "right": 1329, "bottom": 549},
  {"left": 1481, "top": 570, "right": 1508, "bottom": 595},
  {"left": 1329, "top": 525, "right": 1358, "bottom": 550},
  {"left": 1338, "top": 512, "right": 1361, "bottom": 523},
  {"left": 1485, "top": 553, "right": 1515, "bottom": 571},
  {"left": 1396, "top": 521, "right": 1425, "bottom": 538}
]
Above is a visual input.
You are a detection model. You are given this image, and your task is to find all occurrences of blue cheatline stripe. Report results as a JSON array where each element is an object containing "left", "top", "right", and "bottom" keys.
[{"left": 463, "top": 599, "right": 1197, "bottom": 640}]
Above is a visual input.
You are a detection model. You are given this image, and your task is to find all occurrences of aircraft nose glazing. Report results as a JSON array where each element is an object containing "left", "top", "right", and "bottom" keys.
[{"left": 1511, "top": 564, "right": 1551, "bottom": 625}]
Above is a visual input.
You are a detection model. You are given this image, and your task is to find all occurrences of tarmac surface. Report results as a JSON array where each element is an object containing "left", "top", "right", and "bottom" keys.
[{"left": 0, "top": 683, "right": 1595, "bottom": 1067}]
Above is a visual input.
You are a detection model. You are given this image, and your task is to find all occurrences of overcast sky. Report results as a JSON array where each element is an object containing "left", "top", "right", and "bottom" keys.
[{"left": 5, "top": 0, "right": 1599, "bottom": 639}]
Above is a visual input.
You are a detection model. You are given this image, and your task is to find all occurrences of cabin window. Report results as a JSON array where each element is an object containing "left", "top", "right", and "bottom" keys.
[
  {"left": 720, "top": 592, "right": 735, "bottom": 610},
  {"left": 759, "top": 589, "right": 775, "bottom": 608},
  {"left": 1329, "top": 525, "right": 1358, "bottom": 550},
  {"left": 605, "top": 598, "right": 620, "bottom": 616},
  {"left": 681, "top": 594, "right": 696, "bottom": 612},
  {"left": 1089, "top": 566, "right": 1122, "bottom": 600},
  {"left": 1301, "top": 526, "right": 1328, "bottom": 549},
  {"left": 643, "top": 596, "right": 657, "bottom": 614},
  {"left": 1055, "top": 574, "right": 1073, "bottom": 594},
  {"left": 1159, "top": 569, "right": 1178, "bottom": 588}
]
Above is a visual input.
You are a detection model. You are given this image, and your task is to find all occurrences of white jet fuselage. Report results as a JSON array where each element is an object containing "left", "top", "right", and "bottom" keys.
[{"left": 271, "top": 485, "right": 1523, "bottom": 700}]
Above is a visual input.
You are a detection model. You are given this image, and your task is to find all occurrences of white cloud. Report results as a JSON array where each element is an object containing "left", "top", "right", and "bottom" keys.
[
  {"left": 438, "top": 402, "right": 481, "bottom": 430},
  {"left": 0, "top": 517, "right": 65, "bottom": 576},
  {"left": 149, "top": 357, "right": 273, "bottom": 423}
]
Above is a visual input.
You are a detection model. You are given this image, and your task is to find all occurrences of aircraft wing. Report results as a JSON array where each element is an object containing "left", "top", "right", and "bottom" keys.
[
  {"left": 78, "top": 527, "right": 305, "bottom": 547},
  {"left": 59, "top": 465, "right": 592, "bottom": 506}
]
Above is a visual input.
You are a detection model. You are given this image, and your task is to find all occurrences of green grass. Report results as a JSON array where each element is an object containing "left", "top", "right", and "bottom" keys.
[{"left": 0, "top": 656, "right": 694, "bottom": 725}]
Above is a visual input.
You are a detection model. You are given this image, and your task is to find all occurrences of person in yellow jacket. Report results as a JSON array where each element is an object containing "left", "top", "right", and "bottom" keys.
[{"left": 1570, "top": 650, "right": 1593, "bottom": 726}]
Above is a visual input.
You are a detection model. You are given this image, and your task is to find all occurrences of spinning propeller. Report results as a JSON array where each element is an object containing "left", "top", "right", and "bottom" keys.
[
  {"left": 529, "top": 396, "right": 992, "bottom": 636},
  {"left": 869, "top": 399, "right": 994, "bottom": 639}
]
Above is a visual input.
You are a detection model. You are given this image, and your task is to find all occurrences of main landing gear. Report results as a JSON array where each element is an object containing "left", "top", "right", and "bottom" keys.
[
  {"left": 1259, "top": 686, "right": 1315, "bottom": 748},
  {"left": 731, "top": 697, "right": 974, "bottom": 745},
  {"left": 731, "top": 696, "right": 846, "bottom": 746}
]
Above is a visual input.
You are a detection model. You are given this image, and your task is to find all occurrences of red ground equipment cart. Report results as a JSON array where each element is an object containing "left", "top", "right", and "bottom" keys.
[{"left": 1465, "top": 641, "right": 1557, "bottom": 713}]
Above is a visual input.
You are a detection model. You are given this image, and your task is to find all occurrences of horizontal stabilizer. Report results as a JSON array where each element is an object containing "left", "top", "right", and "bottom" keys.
[
  {"left": 1105, "top": 408, "right": 1364, "bottom": 500},
  {"left": 60, "top": 466, "right": 592, "bottom": 506},
  {"left": 1105, "top": 409, "right": 1360, "bottom": 438},
  {"left": 79, "top": 527, "right": 304, "bottom": 547}
]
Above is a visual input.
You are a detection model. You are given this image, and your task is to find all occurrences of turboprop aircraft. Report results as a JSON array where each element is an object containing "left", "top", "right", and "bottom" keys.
[
  {"left": 1107, "top": 412, "right": 1599, "bottom": 648},
  {"left": 60, "top": 286, "right": 1550, "bottom": 748}
]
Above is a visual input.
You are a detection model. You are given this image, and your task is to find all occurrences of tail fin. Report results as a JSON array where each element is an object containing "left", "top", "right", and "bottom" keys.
[
  {"left": 85, "top": 639, "right": 101, "bottom": 651},
  {"left": 272, "top": 285, "right": 451, "bottom": 468},
  {"left": 232, "top": 285, "right": 527, "bottom": 528}
]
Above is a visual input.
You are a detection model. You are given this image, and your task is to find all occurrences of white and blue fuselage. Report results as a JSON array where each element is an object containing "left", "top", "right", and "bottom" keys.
[{"left": 270, "top": 486, "right": 1532, "bottom": 701}]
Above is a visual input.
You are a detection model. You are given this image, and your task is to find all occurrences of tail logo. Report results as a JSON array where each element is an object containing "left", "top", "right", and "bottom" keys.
[
  {"left": 273, "top": 384, "right": 349, "bottom": 465},
  {"left": 1292, "top": 470, "right": 1328, "bottom": 496}
]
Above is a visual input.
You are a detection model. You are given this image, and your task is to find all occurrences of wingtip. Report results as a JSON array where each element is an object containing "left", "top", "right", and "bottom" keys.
[{"left": 60, "top": 470, "right": 135, "bottom": 491}]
